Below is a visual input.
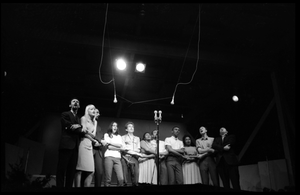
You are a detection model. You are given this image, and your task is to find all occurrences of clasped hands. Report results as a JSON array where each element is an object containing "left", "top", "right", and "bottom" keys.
[
  {"left": 223, "top": 144, "right": 231, "bottom": 150},
  {"left": 94, "top": 140, "right": 107, "bottom": 147},
  {"left": 70, "top": 124, "right": 81, "bottom": 130}
]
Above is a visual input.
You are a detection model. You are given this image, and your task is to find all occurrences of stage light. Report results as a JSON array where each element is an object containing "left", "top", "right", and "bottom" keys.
[
  {"left": 232, "top": 95, "right": 239, "bottom": 102},
  {"left": 116, "top": 58, "right": 127, "bottom": 71},
  {"left": 135, "top": 62, "right": 146, "bottom": 73}
]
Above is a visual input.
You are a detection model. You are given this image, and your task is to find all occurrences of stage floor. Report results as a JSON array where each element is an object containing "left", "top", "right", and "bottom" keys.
[{"left": 4, "top": 184, "right": 250, "bottom": 192}]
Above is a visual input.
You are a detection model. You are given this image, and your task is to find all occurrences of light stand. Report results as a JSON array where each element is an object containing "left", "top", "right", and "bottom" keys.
[{"left": 154, "top": 110, "right": 162, "bottom": 185}]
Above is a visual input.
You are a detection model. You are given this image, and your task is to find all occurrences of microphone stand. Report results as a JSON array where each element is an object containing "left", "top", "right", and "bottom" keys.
[{"left": 154, "top": 110, "right": 162, "bottom": 185}]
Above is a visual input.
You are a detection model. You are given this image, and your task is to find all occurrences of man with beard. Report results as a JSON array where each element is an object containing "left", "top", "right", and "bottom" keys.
[{"left": 56, "top": 98, "right": 86, "bottom": 188}]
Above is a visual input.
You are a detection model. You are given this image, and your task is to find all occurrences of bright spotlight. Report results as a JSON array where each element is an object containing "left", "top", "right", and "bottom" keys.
[
  {"left": 116, "top": 58, "right": 127, "bottom": 71},
  {"left": 232, "top": 95, "right": 239, "bottom": 102},
  {"left": 135, "top": 62, "right": 146, "bottom": 73}
]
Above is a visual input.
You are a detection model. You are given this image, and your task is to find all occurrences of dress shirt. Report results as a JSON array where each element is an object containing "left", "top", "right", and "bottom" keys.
[
  {"left": 122, "top": 134, "right": 140, "bottom": 153},
  {"left": 165, "top": 136, "right": 184, "bottom": 150},
  {"left": 196, "top": 136, "right": 214, "bottom": 150}
]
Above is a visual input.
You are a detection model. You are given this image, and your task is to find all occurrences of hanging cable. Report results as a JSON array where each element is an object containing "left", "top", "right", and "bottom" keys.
[
  {"left": 97, "top": 4, "right": 201, "bottom": 106},
  {"left": 97, "top": 3, "right": 117, "bottom": 103},
  {"left": 171, "top": 4, "right": 201, "bottom": 105},
  {"left": 117, "top": 96, "right": 172, "bottom": 107},
  {"left": 107, "top": 26, "right": 118, "bottom": 103},
  {"left": 98, "top": 3, "right": 113, "bottom": 85}
]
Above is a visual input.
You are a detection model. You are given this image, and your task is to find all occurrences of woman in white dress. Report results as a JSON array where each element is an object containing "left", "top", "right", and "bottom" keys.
[
  {"left": 182, "top": 134, "right": 202, "bottom": 184},
  {"left": 75, "top": 104, "right": 99, "bottom": 187},
  {"left": 138, "top": 132, "right": 157, "bottom": 185}
]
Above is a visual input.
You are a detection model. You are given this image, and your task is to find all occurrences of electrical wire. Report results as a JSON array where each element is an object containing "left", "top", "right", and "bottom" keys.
[
  {"left": 98, "top": 3, "right": 113, "bottom": 85},
  {"left": 97, "top": 4, "right": 201, "bottom": 106},
  {"left": 171, "top": 4, "right": 201, "bottom": 104}
]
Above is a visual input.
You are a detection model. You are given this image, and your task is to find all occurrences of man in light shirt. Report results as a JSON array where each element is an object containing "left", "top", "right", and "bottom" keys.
[
  {"left": 165, "top": 126, "right": 184, "bottom": 185},
  {"left": 121, "top": 121, "right": 141, "bottom": 186},
  {"left": 196, "top": 126, "right": 219, "bottom": 187},
  {"left": 151, "top": 129, "right": 169, "bottom": 185}
]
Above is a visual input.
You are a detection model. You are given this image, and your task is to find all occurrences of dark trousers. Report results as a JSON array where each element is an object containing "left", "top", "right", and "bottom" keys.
[
  {"left": 199, "top": 156, "right": 219, "bottom": 186},
  {"left": 217, "top": 157, "right": 241, "bottom": 190},
  {"left": 93, "top": 150, "right": 104, "bottom": 187},
  {"left": 166, "top": 156, "right": 183, "bottom": 185},
  {"left": 159, "top": 159, "right": 168, "bottom": 185},
  {"left": 56, "top": 148, "right": 78, "bottom": 187},
  {"left": 121, "top": 156, "right": 139, "bottom": 186}
]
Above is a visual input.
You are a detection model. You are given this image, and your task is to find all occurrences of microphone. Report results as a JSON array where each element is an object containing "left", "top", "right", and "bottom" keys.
[
  {"left": 158, "top": 110, "right": 162, "bottom": 121},
  {"left": 154, "top": 110, "right": 162, "bottom": 124},
  {"left": 154, "top": 110, "right": 158, "bottom": 121},
  {"left": 170, "top": 96, "right": 174, "bottom": 105},
  {"left": 113, "top": 94, "right": 117, "bottom": 103}
]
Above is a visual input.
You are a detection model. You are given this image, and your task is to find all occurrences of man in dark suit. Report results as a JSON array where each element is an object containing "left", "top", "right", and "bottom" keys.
[
  {"left": 56, "top": 98, "right": 85, "bottom": 188},
  {"left": 212, "top": 127, "right": 241, "bottom": 190}
]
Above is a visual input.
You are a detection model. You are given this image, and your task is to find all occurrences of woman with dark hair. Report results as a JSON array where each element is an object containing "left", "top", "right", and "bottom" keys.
[
  {"left": 182, "top": 134, "right": 202, "bottom": 184},
  {"left": 138, "top": 132, "right": 157, "bottom": 185},
  {"left": 103, "top": 121, "right": 124, "bottom": 186}
]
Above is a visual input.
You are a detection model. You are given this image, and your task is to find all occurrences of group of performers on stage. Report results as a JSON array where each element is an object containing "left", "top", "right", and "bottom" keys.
[{"left": 56, "top": 98, "right": 241, "bottom": 190}]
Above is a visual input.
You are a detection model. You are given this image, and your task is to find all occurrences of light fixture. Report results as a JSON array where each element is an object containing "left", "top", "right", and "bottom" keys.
[
  {"left": 135, "top": 62, "right": 146, "bottom": 73},
  {"left": 116, "top": 58, "right": 127, "bottom": 71},
  {"left": 232, "top": 95, "right": 239, "bottom": 102},
  {"left": 113, "top": 94, "right": 118, "bottom": 103},
  {"left": 170, "top": 96, "right": 175, "bottom": 105}
]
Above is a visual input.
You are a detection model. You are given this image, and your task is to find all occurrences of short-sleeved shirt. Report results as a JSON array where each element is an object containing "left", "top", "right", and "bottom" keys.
[{"left": 165, "top": 136, "right": 184, "bottom": 150}]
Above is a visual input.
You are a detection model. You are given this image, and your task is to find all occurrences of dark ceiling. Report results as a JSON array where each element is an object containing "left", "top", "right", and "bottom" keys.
[{"left": 1, "top": 3, "right": 295, "bottom": 164}]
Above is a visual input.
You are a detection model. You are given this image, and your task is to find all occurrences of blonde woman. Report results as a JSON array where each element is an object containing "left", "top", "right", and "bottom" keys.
[{"left": 75, "top": 104, "right": 99, "bottom": 187}]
